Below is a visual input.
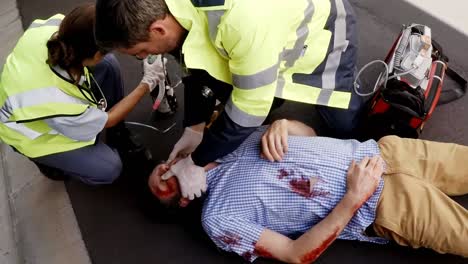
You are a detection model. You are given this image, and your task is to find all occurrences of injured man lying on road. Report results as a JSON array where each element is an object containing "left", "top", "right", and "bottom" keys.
[{"left": 148, "top": 119, "right": 468, "bottom": 263}]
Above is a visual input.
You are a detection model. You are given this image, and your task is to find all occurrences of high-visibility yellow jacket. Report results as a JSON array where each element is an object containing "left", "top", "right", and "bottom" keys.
[
  {"left": 167, "top": 0, "right": 358, "bottom": 127},
  {"left": 0, "top": 14, "right": 98, "bottom": 158}
]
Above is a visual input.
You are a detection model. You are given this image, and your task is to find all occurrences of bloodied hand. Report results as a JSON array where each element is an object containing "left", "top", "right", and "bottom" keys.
[
  {"left": 346, "top": 156, "right": 385, "bottom": 205},
  {"left": 261, "top": 119, "right": 289, "bottom": 161}
]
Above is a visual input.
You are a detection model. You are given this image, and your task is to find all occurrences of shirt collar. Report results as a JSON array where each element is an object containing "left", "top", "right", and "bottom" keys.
[{"left": 52, "top": 65, "right": 86, "bottom": 85}]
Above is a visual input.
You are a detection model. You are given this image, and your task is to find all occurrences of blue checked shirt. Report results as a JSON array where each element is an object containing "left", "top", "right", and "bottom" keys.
[{"left": 201, "top": 127, "right": 388, "bottom": 262}]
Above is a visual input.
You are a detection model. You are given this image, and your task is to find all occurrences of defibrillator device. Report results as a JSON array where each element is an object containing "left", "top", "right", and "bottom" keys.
[
  {"left": 358, "top": 24, "right": 467, "bottom": 140},
  {"left": 390, "top": 24, "right": 433, "bottom": 89}
]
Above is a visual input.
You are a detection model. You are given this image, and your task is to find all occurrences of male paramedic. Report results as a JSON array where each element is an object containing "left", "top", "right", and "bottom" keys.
[
  {"left": 95, "top": 0, "right": 363, "bottom": 199},
  {"left": 148, "top": 119, "right": 468, "bottom": 263}
]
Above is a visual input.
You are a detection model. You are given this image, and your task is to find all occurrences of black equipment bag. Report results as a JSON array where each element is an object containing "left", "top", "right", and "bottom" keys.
[{"left": 360, "top": 25, "right": 467, "bottom": 141}]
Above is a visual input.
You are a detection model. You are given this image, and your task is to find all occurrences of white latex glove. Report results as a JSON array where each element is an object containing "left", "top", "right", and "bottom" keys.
[
  {"left": 167, "top": 127, "right": 203, "bottom": 163},
  {"left": 141, "top": 55, "right": 167, "bottom": 92},
  {"left": 161, "top": 155, "right": 207, "bottom": 200}
]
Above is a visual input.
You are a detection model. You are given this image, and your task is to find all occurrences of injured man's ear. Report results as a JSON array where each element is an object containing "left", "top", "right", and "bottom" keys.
[{"left": 148, "top": 162, "right": 189, "bottom": 208}]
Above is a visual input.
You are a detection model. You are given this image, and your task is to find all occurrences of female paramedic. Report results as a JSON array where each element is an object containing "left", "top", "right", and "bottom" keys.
[{"left": 0, "top": 4, "right": 164, "bottom": 185}]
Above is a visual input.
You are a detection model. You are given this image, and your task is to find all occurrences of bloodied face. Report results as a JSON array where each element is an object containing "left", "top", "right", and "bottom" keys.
[
  {"left": 148, "top": 162, "right": 188, "bottom": 207},
  {"left": 148, "top": 161, "right": 218, "bottom": 207}
]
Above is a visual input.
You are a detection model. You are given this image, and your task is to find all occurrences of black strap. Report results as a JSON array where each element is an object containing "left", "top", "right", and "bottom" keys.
[
  {"left": 432, "top": 39, "right": 467, "bottom": 105},
  {"left": 431, "top": 39, "right": 448, "bottom": 62},
  {"left": 191, "top": 0, "right": 225, "bottom": 7},
  {"left": 438, "top": 65, "right": 467, "bottom": 105}
]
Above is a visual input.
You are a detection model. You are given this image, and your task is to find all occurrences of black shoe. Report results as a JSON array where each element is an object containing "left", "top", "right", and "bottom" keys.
[
  {"left": 33, "top": 162, "right": 69, "bottom": 181},
  {"left": 106, "top": 122, "right": 154, "bottom": 174},
  {"left": 107, "top": 123, "right": 144, "bottom": 154}
]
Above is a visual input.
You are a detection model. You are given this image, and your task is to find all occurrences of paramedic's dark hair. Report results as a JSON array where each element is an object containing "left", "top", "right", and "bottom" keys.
[
  {"left": 46, "top": 3, "right": 104, "bottom": 73},
  {"left": 95, "top": 0, "right": 169, "bottom": 50}
]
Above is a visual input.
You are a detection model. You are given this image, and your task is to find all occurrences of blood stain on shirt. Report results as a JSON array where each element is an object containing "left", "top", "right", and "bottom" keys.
[
  {"left": 278, "top": 169, "right": 289, "bottom": 179},
  {"left": 215, "top": 231, "right": 242, "bottom": 247},
  {"left": 242, "top": 251, "right": 253, "bottom": 261},
  {"left": 289, "top": 177, "right": 330, "bottom": 199}
]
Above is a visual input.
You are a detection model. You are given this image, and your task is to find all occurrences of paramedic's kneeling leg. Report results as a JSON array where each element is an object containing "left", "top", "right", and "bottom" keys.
[{"left": 148, "top": 121, "right": 468, "bottom": 263}]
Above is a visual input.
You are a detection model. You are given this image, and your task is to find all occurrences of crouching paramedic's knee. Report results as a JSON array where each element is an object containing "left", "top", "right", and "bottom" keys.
[{"left": 79, "top": 150, "right": 122, "bottom": 185}]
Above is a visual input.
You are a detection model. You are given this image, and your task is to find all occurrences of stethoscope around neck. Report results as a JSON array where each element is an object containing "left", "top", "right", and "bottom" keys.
[
  {"left": 49, "top": 63, "right": 177, "bottom": 134},
  {"left": 50, "top": 65, "right": 108, "bottom": 111},
  {"left": 82, "top": 67, "right": 107, "bottom": 111}
]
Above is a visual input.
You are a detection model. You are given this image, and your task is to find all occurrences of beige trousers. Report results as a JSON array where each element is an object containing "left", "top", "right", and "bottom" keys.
[{"left": 374, "top": 136, "right": 468, "bottom": 257}]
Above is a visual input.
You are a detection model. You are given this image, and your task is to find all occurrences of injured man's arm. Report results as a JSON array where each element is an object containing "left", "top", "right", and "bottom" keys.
[{"left": 253, "top": 156, "right": 384, "bottom": 263}]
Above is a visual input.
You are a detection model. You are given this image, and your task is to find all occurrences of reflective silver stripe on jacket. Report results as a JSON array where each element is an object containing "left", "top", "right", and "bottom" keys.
[
  {"left": 212, "top": 3, "right": 315, "bottom": 126},
  {"left": 0, "top": 87, "right": 88, "bottom": 123},
  {"left": 206, "top": 3, "right": 316, "bottom": 92},
  {"left": 206, "top": 10, "right": 229, "bottom": 57},
  {"left": 215, "top": 1, "right": 314, "bottom": 94},
  {"left": 4, "top": 121, "right": 63, "bottom": 140},
  {"left": 276, "top": 0, "right": 315, "bottom": 97},
  {"left": 224, "top": 97, "right": 267, "bottom": 127},
  {"left": 317, "top": 0, "right": 348, "bottom": 105},
  {"left": 28, "top": 18, "right": 62, "bottom": 29},
  {"left": 205, "top": 9, "right": 269, "bottom": 126},
  {"left": 3, "top": 122, "right": 43, "bottom": 139},
  {"left": 44, "top": 107, "right": 107, "bottom": 141},
  {"left": 232, "top": 61, "right": 281, "bottom": 89}
]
